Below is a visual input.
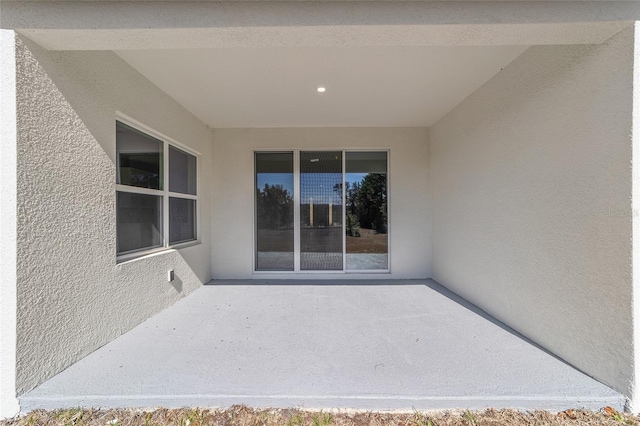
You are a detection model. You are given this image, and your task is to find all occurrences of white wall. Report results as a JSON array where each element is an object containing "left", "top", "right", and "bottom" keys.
[
  {"left": 3, "top": 1, "right": 635, "bottom": 50},
  {"left": 14, "top": 36, "right": 213, "bottom": 395},
  {"left": 633, "top": 22, "right": 640, "bottom": 412},
  {"left": 431, "top": 26, "right": 635, "bottom": 399},
  {"left": 0, "top": 30, "right": 20, "bottom": 419},
  {"left": 211, "top": 128, "right": 430, "bottom": 280}
]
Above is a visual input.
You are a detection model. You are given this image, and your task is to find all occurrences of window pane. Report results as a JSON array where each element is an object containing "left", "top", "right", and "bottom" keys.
[
  {"left": 116, "top": 121, "right": 163, "bottom": 190},
  {"left": 169, "top": 146, "right": 197, "bottom": 195},
  {"left": 300, "top": 151, "right": 343, "bottom": 271},
  {"left": 117, "top": 192, "right": 163, "bottom": 255},
  {"left": 345, "top": 152, "right": 388, "bottom": 270},
  {"left": 255, "top": 152, "right": 294, "bottom": 271},
  {"left": 169, "top": 198, "right": 196, "bottom": 244}
]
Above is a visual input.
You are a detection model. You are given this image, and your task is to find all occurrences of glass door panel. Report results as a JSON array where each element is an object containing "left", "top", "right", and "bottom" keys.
[
  {"left": 300, "top": 151, "right": 343, "bottom": 270},
  {"left": 255, "top": 152, "right": 295, "bottom": 271},
  {"left": 345, "top": 152, "right": 388, "bottom": 270}
]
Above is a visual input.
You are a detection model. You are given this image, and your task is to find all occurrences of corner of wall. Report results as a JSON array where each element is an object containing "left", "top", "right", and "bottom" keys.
[
  {"left": 12, "top": 32, "right": 214, "bottom": 395},
  {"left": 430, "top": 25, "right": 636, "bottom": 401},
  {"left": 630, "top": 19, "right": 640, "bottom": 414},
  {"left": 426, "top": 127, "right": 432, "bottom": 279},
  {"left": 0, "top": 29, "right": 20, "bottom": 419},
  {"left": 210, "top": 127, "right": 217, "bottom": 281}
]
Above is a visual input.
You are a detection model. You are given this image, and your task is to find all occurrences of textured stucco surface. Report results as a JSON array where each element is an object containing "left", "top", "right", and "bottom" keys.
[
  {"left": 3, "top": 0, "right": 640, "bottom": 413},
  {"left": 4, "top": 1, "right": 639, "bottom": 30},
  {"left": 431, "top": 26, "right": 635, "bottom": 400},
  {"left": 2, "top": 1, "right": 635, "bottom": 49},
  {"left": 0, "top": 30, "right": 20, "bottom": 418},
  {"left": 633, "top": 22, "right": 640, "bottom": 411},
  {"left": 211, "top": 127, "right": 430, "bottom": 280},
  {"left": 14, "top": 36, "right": 213, "bottom": 395},
  {"left": 20, "top": 281, "right": 625, "bottom": 412}
]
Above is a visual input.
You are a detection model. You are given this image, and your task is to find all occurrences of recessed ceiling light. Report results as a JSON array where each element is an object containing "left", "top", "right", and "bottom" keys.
[{"left": 317, "top": 87, "right": 326, "bottom": 93}]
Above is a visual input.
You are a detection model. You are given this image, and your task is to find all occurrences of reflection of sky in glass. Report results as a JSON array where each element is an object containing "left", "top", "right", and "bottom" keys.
[
  {"left": 257, "top": 173, "right": 294, "bottom": 196},
  {"left": 346, "top": 173, "right": 367, "bottom": 185},
  {"left": 258, "top": 172, "right": 380, "bottom": 204},
  {"left": 301, "top": 173, "right": 342, "bottom": 204}
]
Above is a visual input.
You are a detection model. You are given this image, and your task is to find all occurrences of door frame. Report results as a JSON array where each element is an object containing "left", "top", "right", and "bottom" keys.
[{"left": 252, "top": 148, "right": 391, "bottom": 275}]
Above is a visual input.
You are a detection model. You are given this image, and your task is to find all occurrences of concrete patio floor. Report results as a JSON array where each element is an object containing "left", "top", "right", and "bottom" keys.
[{"left": 20, "top": 280, "right": 625, "bottom": 412}]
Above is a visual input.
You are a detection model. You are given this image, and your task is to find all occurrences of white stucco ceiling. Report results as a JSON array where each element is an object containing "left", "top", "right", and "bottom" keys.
[{"left": 116, "top": 45, "right": 528, "bottom": 128}]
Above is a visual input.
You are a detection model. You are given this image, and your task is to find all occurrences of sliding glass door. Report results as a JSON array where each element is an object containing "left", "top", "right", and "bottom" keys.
[
  {"left": 300, "top": 151, "right": 343, "bottom": 270},
  {"left": 345, "top": 152, "right": 388, "bottom": 270},
  {"left": 255, "top": 152, "right": 295, "bottom": 271},
  {"left": 255, "top": 150, "right": 388, "bottom": 273}
]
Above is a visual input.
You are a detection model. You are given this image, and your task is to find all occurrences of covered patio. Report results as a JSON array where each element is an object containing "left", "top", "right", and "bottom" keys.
[
  {"left": 20, "top": 280, "right": 624, "bottom": 412},
  {"left": 3, "top": 1, "right": 640, "bottom": 417}
]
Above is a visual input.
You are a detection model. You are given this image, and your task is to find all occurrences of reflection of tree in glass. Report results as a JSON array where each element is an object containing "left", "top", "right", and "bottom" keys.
[
  {"left": 130, "top": 172, "right": 159, "bottom": 189},
  {"left": 256, "top": 184, "right": 293, "bottom": 230},
  {"left": 120, "top": 154, "right": 161, "bottom": 189},
  {"left": 345, "top": 174, "right": 387, "bottom": 235}
]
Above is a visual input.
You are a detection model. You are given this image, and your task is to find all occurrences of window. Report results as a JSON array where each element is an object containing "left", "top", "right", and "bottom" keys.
[{"left": 116, "top": 120, "right": 198, "bottom": 258}]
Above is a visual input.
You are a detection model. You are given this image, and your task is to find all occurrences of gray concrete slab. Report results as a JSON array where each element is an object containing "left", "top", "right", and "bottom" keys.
[
  {"left": 20, "top": 280, "right": 625, "bottom": 412},
  {"left": 346, "top": 254, "right": 388, "bottom": 270}
]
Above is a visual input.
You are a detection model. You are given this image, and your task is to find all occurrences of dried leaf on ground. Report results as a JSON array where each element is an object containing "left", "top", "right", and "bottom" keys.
[{"left": 2, "top": 406, "right": 640, "bottom": 426}]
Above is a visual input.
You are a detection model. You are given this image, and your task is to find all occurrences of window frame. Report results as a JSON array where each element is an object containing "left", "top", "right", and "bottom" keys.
[{"left": 116, "top": 114, "right": 200, "bottom": 263}]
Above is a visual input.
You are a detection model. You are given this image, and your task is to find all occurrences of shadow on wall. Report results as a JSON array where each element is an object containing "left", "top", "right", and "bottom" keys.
[
  {"left": 171, "top": 275, "right": 183, "bottom": 293},
  {"left": 19, "top": 36, "right": 213, "bottom": 283},
  {"left": 14, "top": 35, "right": 207, "bottom": 395},
  {"left": 19, "top": 36, "right": 126, "bottom": 164}
]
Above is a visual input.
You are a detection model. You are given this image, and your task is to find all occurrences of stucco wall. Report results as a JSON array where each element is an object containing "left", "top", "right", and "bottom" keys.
[
  {"left": 431, "top": 26, "right": 635, "bottom": 399},
  {"left": 633, "top": 22, "right": 640, "bottom": 411},
  {"left": 2, "top": 1, "right": 635, "bottom": 50},
  {"left": 211, "top": 128, "right": 430, "bottom": 279},
  {"left": 0, "top": 30, "right": 20, "bottom": 418},
  {"left": 14, "top": 36, "right": 213, "bottom": 394}
]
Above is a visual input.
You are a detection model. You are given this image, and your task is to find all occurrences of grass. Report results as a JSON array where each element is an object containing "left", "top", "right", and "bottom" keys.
[
  {"left": 3, "top": 405, "right": 640, "bottom": 426},
  {"left": 346, "top": 228, "right": 388, "bottom": 254}
]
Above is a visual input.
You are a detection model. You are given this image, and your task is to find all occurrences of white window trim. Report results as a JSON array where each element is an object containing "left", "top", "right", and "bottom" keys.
[{"left": 115, "top": 114, "right": 200, "bottom": 263}]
